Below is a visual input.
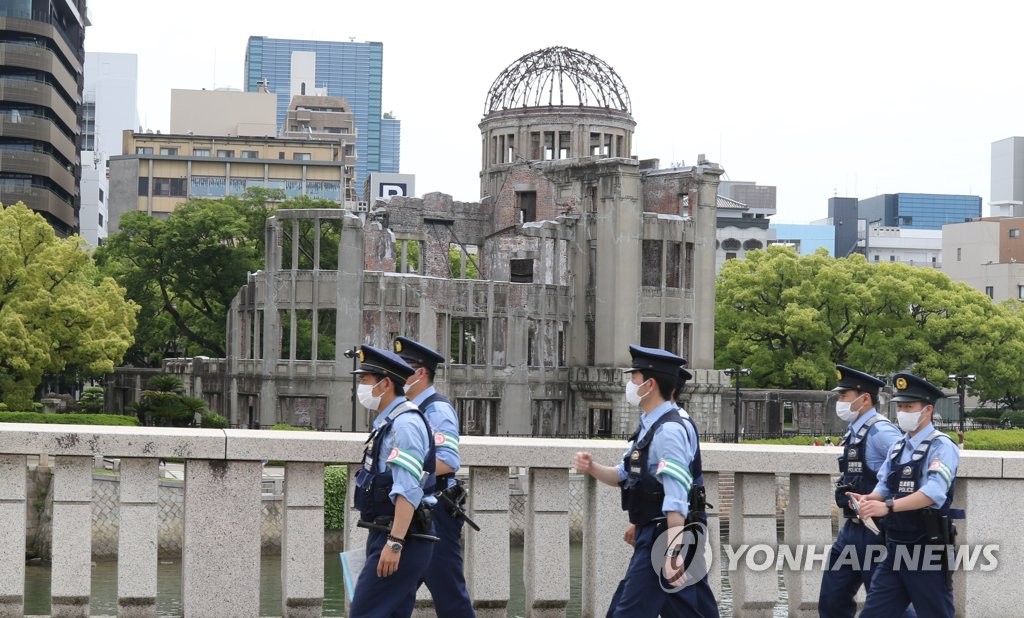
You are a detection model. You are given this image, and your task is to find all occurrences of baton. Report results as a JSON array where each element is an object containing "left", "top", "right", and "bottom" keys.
[
  {"left": 438, "top": 491, "right": 482, "bottom": 532},
  {"left": 356, "top": 520, "right": 440, "bottom": 542}
]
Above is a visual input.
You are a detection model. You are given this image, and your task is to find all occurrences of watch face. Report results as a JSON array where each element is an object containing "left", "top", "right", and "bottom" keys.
[{"left": 388, "top": 542, "right": 403, "bottom": 553}]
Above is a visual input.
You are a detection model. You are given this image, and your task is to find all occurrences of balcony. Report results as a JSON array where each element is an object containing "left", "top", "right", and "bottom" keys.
[{"left": 0, "top": 424, "right": 1015, "bottom": 617}]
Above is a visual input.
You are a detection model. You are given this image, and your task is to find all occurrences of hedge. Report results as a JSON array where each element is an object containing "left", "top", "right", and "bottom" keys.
[{"left": 0, "top": 412, "right": 139, "bottom": 426}]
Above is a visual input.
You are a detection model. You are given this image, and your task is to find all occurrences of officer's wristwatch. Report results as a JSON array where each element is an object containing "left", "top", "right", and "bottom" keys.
[
  {"left": 884, "top": 498, "right": 895, "bottom": 513},
  {"left": 387, "top": 534, "right": 405, "bottom": 553}
]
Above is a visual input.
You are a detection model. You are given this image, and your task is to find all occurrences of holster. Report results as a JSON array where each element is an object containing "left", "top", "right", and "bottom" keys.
[{"left": 922, "top": 510, "right": 955, "bottom": 591}]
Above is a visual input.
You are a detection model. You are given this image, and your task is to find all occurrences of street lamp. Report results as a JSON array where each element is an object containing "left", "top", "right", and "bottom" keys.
[
  {"left": 343, "top": 347, "right": 360, "bottom": 431},
  {"left": 724, "top": 367, "right": 751, "bottom": 443},
  {"left": 948, "top": 374, "right": 976, "bottom": 434}
]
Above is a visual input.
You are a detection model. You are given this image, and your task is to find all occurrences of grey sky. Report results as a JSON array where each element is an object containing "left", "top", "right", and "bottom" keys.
[{"left": 85, "top": 0, "right": 1022, "bottom": 223}]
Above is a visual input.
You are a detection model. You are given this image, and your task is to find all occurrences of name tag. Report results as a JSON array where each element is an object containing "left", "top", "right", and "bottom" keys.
[
  {"left": 847, "top": 461, "right": 863, "bottom": 474},
  {"left": 898, "top": 480, "right": 916, "bottom": 494}
]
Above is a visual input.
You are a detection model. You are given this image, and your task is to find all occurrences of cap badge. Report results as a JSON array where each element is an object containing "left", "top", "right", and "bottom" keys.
[
  {"left": 358, "top": 348, "right": 366, "bottom": 363},
  {"left": 895, "top": 377, "right": 908, "bottom": 390},
  {"left": 835, "top": 369, "right": 843, "bottom": 380},
  {"left": 394, "top": 340, "right": 404, "bottom": 352}
]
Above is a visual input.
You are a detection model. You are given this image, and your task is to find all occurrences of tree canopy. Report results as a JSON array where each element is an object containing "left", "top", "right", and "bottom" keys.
[
  {"left": 95, "top": 190, "right": 339, "bottom": 364},
  {"left": 715, "top": 246, "right": 1024, "bottom": 407},
  {"left": 0, "top": 203, "right": 137, "bottom": 406}
]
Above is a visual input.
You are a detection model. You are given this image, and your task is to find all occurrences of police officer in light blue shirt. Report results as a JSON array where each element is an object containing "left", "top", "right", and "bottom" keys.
[
  {"left": 850, "top": 372, "right": 963, "bottom": 618},
  {"left": 573, "top": 345, "right": 716, "bottom": 617},
  {"left": 348, "top": 345, "right": 437, "bottom": 618},
  {"left": 819, "top": 365, "right": 910, "bottom": 618},
  {"left": 394, "top": 336, "right": 475, "bottom": 618}
]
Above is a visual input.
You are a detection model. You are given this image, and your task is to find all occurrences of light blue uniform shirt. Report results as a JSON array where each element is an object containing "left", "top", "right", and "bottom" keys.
[
  {"left": 615, "top": 401, "right": 695, "bottom": 517},
  {"left": 847, "top": 409, "right": 904, "bottom": 471},
  {"left": 872, "top": 422, "right": 960, "bottom": 507},
  {"left": 411, "top": 386, "right": 461, "bottom": 489},
  {"left": 371, "top": 397, "right": 432, "bottom": 507}
]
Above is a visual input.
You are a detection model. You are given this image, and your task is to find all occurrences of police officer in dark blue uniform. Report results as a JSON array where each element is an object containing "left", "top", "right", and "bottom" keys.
[
  {"left": 851, "top": 373, "right": 963, "bottom": 618},
  {"left": 393, "top": 336, "right": 475, "bottom": 618},
  {"left": 348, "top": 345, "right": 437, "bottom": 618},
  {"left": 819, "top": 365, "right": 908, "bottom": 618},
  {"left": 573, "top": 345, "right": 716, "bottom": 617}
]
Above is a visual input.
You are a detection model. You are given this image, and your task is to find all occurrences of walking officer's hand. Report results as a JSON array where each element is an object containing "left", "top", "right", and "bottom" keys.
[
  {"left": 573, "top": 451, "right": 593, "bottom": 474},
  {"left": 623, "top": 523, "right": 636, "bottom": 546},
  {"left": 377, "top": 544, "right": 401, "bottom": 577}
]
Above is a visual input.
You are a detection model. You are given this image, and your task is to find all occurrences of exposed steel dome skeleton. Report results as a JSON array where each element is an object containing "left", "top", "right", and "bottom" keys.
[{"left": 484, "top": 46, "right": 632, "bottom": 114}]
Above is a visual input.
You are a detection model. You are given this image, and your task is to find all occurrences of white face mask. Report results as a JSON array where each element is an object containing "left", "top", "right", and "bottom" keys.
[
  {"left": 357, "top": 379, "right": 384, "bottom": 411},
  {"left": 625, "top": 380, "right": 647, "bottom": 407},
  {"left": 897, "top": 409, "right": 924, "bottom": 432},
  {"left": 402, "top": 372, "right": 421, "bottom": 395},
  {"left": 835, "top": 400, "right": 859, "bottom": 423}
]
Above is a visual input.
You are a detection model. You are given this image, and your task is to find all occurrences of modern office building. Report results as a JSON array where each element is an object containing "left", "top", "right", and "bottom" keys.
[
  {"left": 106, "top": 130, "right": 354, "bottom": 233},
  {"left": 280, "top": 95, "right": 357, "bottom": 203},
  {"left": 380, "top": 113, "right": 400, "bottom": 174},
  {"left": 991, "top": 137, "right": 1024, "bottom": 217},
  {"left": 80, "top": 51, "right": 138, "bottom": 246},
  {"left": 858, "top": 192, "right": 980, "bottom": 230},
  {"left": 943, "top": 217, "right": 1024, "bottom": 301},
  {"left": 0, "top": 0, "right": 89, "bottom": 236},
  {"left": 768, "top": 223, "right": 835, "bottom": 256},
  {"left": 243, "top": 37, "right": 397, "bottom": 198}
]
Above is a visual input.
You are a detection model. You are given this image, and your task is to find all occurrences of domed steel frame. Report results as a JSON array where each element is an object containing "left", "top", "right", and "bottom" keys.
[{"left": 484, "top": 46, "right": 631, "bottom": 115}]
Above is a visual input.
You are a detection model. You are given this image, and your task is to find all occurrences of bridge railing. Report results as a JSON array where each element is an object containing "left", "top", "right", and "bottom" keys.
[{"left": 0, "top": 424, "right": 1019, "bottom": 617}]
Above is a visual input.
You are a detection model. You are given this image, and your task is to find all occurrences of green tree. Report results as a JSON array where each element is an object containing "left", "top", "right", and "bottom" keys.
[
  {"left": 132, "top": 375, "right": 211, "bottom": 427},
  {"left": 448, "top": 245, "right": 480, "bottom": 279},
  {"left": 716, "top": 246, "right": 1024, "bottom": 403},
  {"left": 78, "top": 386, "right": 105, "bottom": 413},
  {"left": 0, "top": 203, "right": 137, "bottom": 407}
]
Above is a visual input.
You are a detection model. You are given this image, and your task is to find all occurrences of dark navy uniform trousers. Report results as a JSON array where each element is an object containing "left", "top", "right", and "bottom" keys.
[
  {"left": 606, "top": 522, "right": 719, "bottom": 618},
  {"left": 420, "top": 503, "right": 474, "bottom": 616},
  {"left": 349, "top": 527, "right": 435, "bottom": 618},
  {"left": 860, "top": 541, "right": 952, "bottom": 618}
]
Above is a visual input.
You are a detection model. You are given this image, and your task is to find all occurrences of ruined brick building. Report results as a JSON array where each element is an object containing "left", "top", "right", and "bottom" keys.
[{"left": 130, "top": 46, "right": 734, "bottom": 436}]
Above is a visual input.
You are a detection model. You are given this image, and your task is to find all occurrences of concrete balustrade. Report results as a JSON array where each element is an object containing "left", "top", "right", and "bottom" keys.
[{"left": 0, "top": 425, "right": 1019, "bottom": 617}]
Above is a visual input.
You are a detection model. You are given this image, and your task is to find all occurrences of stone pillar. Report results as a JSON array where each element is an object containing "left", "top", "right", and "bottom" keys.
[
  {"left": 783, "top": 473, "right": 833, "bottom": 617},
  {"left": 956, "top": 477, "right": 1020, "bottom": 618},
  {"left": 729, "top": 472, "right": 778, "bottom": 617},
  {"left": 581, "top": 475, "right": 631, "bottom": 618},
  {"left": 182, "top": 461, "right": 262, "bottom": 617},
  {"left": 0, "top": 455, "right": 26, "bottom": 618},
  {"left": 465, "top": 466, "right": 510, "bottom": 618},
  {"left": 117, "top": 458, "right": 159, "bottom": 618},
  {"left": 702, "top": 470, "right": 723, "bottom": 604},
  {"left": 525, "top": 468, "right": 569, "bottom": 618},
  {"left": 51, "top": 456, "right": 92, "bottom": 618},
  {"left": 281, "top": 462, "right": 324, "bottom": 618}
]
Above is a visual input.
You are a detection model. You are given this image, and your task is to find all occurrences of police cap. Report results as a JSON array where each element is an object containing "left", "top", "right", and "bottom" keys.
[
  {"left": 351, "top": 344, "right": 415, "bottom": 384},
  {"left": 624, "top": 344, "right": 687, "bottom": 380},
  {"left": 891, "top": 373, "right": 945, "bottom": 404},
  {"left": 832, "top": 365, "right": 885, "bottom": 396},
  {"left": 393, "top": 336, "right": 445, "bottom": 370}
]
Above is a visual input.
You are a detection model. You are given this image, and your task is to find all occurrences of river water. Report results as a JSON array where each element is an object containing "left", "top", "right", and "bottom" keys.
[{"left": 24, "top": 543, "right": 789, "bottom": 617}]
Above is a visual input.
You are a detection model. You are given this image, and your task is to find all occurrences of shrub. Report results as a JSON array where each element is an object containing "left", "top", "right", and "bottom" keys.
[
  {"left": 78, "top": 386, "right": 105, "bottom": 414},
  {"left": 324, "top": 465, "right": 347, "bottom": 530},
  {"left": 1001, "top": 410, "right": 1024, "bottom": 429},
  {"left": 271, "top": 423, "right": 312, "bottom": 431},
  {"left": 201, "top": 413, "right": 228, "bottom": 429},
  {"left": 0, "top": 412, "right": 139, "bottom": 426}
]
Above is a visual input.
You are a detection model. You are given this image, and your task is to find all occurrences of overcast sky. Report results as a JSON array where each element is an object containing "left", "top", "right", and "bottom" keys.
[{"left": 85, "top": 0, "right": 1023, "bottom": 223}]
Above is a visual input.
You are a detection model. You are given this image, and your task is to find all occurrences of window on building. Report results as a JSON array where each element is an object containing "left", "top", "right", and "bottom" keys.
[
  {"left": 985, "top": 286, "right": 994, "bottom": 299},
  {"left": 449, "top": 244, "right": 480, "bottom": 279},
  {"left": 394, "top": 239, "right": 422, "bottom": 274},
  {"left": 640, "top": 321, "right": 660, "bottom": 348},
  {"left": 293, "top": 152, "right": 311, "bottom": 161},
  {"left": 666, "top": 242, "right": 681, "bottom": 288},
  {"left": 98, "top": 213, "right": 103, "bottom": 227},
  {"left": 1018, "top": 285, "right": 1024, "bottom": 301},
  {"left": 518, "top": 191, "right": 537, "bottom": 223},
  {"left": 890, "top": 255, "right": 896, "bottom": 262},
  {"left": 450, "top": 318, "right": 485, "bottom": 364},
  {"left": 457, "top": 398, "right": 496, "bottom": 436},
  {"left": 874, "top": 255, "right": 880, "bottom": 262},
  {"left": 589, "top": 408, "right": 613, "bottom": 438},
  {"left": 586, "top": 320, "right": 595, "bottom": 365},
  {"left": 279, "top": 152, "right": 286, "bottom": 159},
  {"left": 193, "top": 148, "right": 210, "bottom": 157},
  {"left": 664, "top": 323, "right": 680, "bottom": 355},
  {"left": 957, "top": 248, "right": 962, "bottom": 262},
  {"left": 1011, "top": 229, "right": 1021, "bottom": 238},
  {"left": 558, "top": 131, "right": 570, "bottom": 159},
  {"left": 510, "top": 258, "right": 534, "bottom": 283},
  {"left": 216, "top": 149, "right": 234, "bottom": 158},
  {"left": 137, "top": 177, "right": 149, "bottom": 196},
  {"left": 98, "top": 188, "right": 104, "bottom": 203},
  {"left": 682, "top": 323, "right": 692, "bottom": 360},
  {"left": 153, "top": 177, "right": 187, "bottom": 197},
  {"left": 642, "top": 240, "right": 662, "bottom": 287},
  {"left": 241, "top": 150, "right": 260, "bottom": 159},
  {"left": 725, "top": 252, "right": 737, "bottom": 260},
  {"left": 136, "top": 146, "right": 153, "bottom": 155},
  {"left": 531, "top": 399, "right": 566, "bottom": 436},
  {"left": 684, "top": 242, "right": 694, "bottom": 288},
  {"left": 159, "top": 147, "right": 177, "bottom": 156}
]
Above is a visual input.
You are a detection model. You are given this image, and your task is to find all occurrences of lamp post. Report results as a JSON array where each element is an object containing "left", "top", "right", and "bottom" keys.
[
  {"left": 343, "top": 347, "right": 360, "bottom": 431},
  {"left": 948, "top": 374, "right": 976, "bottom": 434},
  {"left": 724, "top": 367, "right": 751, "bottom": 443}
]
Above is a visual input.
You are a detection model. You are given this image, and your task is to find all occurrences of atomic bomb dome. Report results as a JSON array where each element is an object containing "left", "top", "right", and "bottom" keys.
[{"left": 484, "top": 46, "right": 632, "bottom": 114}]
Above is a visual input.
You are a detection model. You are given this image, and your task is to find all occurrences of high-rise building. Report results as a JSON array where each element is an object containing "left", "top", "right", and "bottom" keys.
[
  {"left": 81, "top": 51, "right": 138, "bottom": 246},
  {"left": 991, "top": 136, "right": 1024, "bottom": 217},
  {"left": 380, "top": 113, "right": 400, "bottom": 175},
  {"left": 858, "top": 192, "right": 980, "bottom": 230},
  {"left": 243, "top": 37, "right": 397, "bottom": 198},
  {"left": 0, "top": 0, "right": 89, "bottom": 236}
]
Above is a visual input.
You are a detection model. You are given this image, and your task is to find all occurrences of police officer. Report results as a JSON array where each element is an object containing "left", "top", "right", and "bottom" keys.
[
  {"left": 348, "top": 345, "right": 437, "bottom": 618},
  {"left": 818, "top": 366, "right": 907, "bottom": 618},
  {"left": 573, "top": 345, "right": 716, "bottom": 617},
  {"left": 393, "top": 336, "right": 475, "bottom": 617},
  {"left": 851, "top": 373, "right": 963, "bottom": 618}
]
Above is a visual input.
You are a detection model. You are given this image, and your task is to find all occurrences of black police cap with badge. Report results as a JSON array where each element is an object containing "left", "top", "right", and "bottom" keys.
[
  {"left": 351, "top": 344, "right": 415, "bottom": 384},
  {"left": 393, "top": 336, "right": 445, "bottom": 371},
  {"left": 624, "top": 344, "right": 687, "bottom": 380},
  {"left": 890, "top": 372, "right": 945, "bottom": 403},
  {"left": 832, "top": 365, "right": 886, "bottom": 396}
]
